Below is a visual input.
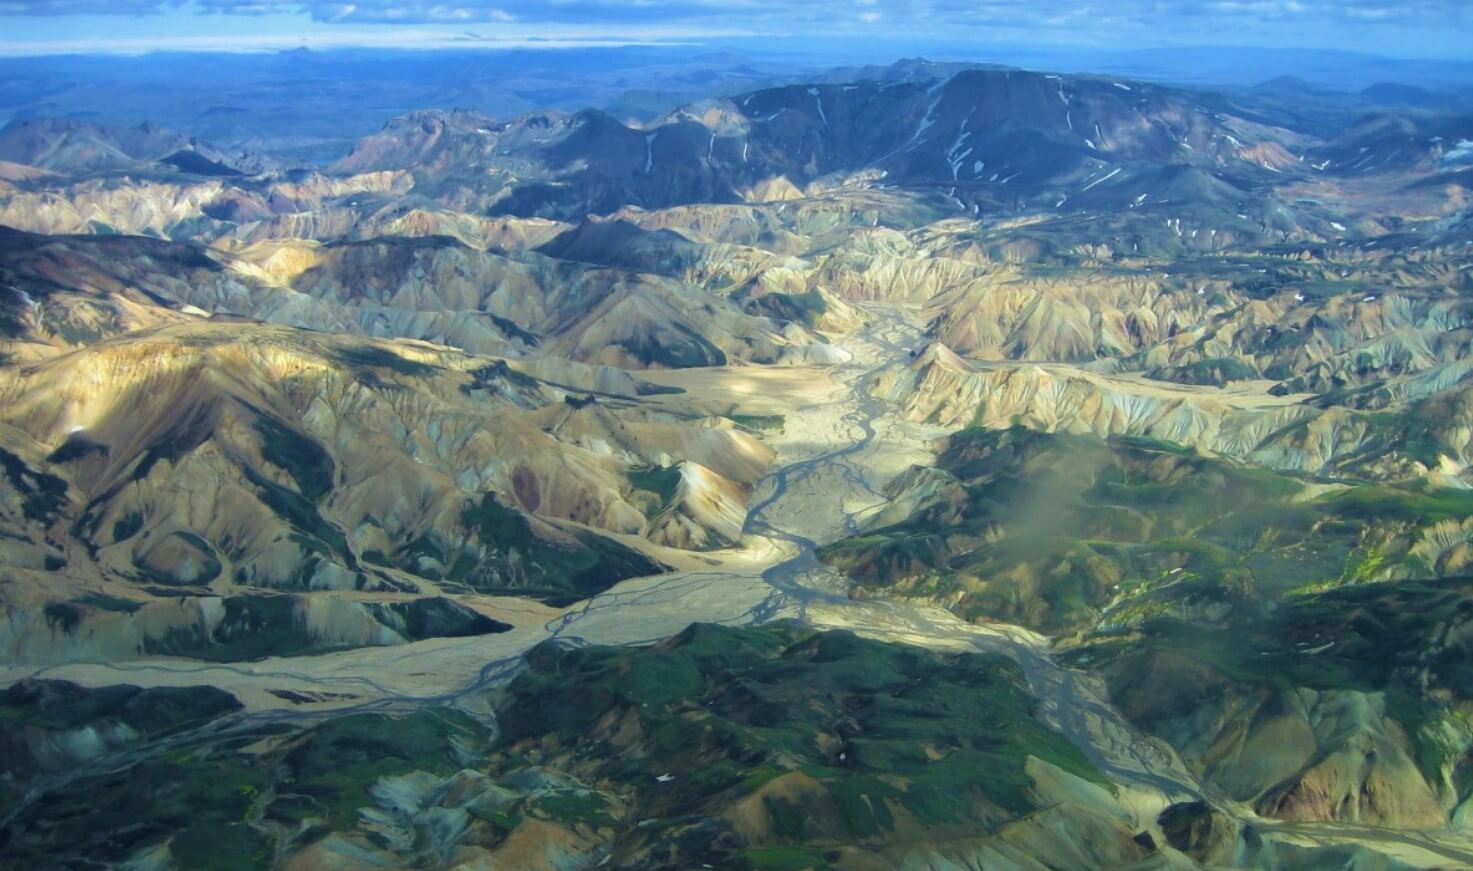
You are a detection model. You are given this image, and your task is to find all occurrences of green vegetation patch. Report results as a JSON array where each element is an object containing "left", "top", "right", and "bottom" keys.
[
  {"left": 0, "top": 688, "right": 486, "bottom": 870},
  {"left": 0, "top": 680, "right": 243, "bottom": 821},
  {"left": 45, "top": 436, "right": 109, "bottom": 465},
  {"left": 466, "top": 359, "right": 542, "bottom": 392},
  {"left": 820, "top": 426, "right": 1465, "bottom": 635},
  {"left": 253, "top": 416, "right": 335, "bottom": 504},
  {"left": 1146, "top": 357, "right": 1260, "bottom": 386},
  {"left": 629, "top": 464, "right": 682, "bottom": 515},
  {"left": 75, "top": 592, "right": 146, "bottom": 614},
  {"left": 730, "top": 413, "right": 786, "bottom": 434},
  {"left": 281, "top": 709, "right": 490, "bottom": 829},
  {"left": 744, "top": 289, "right": 829, "bottom": 330},
  {"left": 497, "top": 622, "right": 1105, "bottom": 852},
  {"left": 1069, "top": 576, "right": 1473, "bottom": 793},
  {"left": 366, "top": 597, "right": 513, "bottom": 640},
  {"left": 740, "top": 847, "right": 835, "bottom": 871},
  {"left": 330, "top": 344, "right": 440, "bottom": 377},
  {"left": 0, "top": 446, "right": 68, "bottom": 523},
  {"left": 616, "top": 322, "right": 728, "bottom": 368},
  {"left": 241, "top": 465, "right": 355, "bottom": 575},
  {"left": 129, "top": 405, "right": 215, "bottom": 483},
  {"left": 142, "top": 594, "right": 311, "bottom": 661},
  {"left": 455, "top": 492, "right": 663, "bottom": 605},
  {"left": 489, "top": 314, "right": 542, "bottom": 347},
  {"left": 1, "top": 626, "right": 1111, "bottom": 869}
]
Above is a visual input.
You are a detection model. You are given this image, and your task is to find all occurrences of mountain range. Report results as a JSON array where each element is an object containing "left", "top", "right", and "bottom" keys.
[{"left": 3, "top": 54, "right": 1473, "bottom": 870}]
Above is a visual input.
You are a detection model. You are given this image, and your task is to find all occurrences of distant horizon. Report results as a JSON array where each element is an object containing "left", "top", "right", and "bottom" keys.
[
  {"left": 4, "top": 41, "right": 1473, "bottom": 99},
  {"left": 1, "top": 1, "right": 1471, "bottom": 62},
  {"left": 2, "top": 41, "right": 1472, "bottom": 66}
]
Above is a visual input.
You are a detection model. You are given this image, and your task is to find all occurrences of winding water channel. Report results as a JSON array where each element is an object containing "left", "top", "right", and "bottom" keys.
[{"left": 8, "top": 304, "right": 1473, "bottom": 865}]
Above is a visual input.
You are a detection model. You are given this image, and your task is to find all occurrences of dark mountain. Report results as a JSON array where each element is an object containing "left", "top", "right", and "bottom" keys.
[{"left": 328, "top": 67, "right": 1307, "bottom": 221}]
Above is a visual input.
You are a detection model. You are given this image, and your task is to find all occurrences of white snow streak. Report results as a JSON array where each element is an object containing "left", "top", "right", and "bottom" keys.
[
  {"left": 1081, "top": 167, "right": 1121, "bottom": 191},
  {"left": 809, "top": 87, "right": 829, "bottom": 127},
  {"left": 1444, "top": 139, "right": 1473, "bottom": 167}
]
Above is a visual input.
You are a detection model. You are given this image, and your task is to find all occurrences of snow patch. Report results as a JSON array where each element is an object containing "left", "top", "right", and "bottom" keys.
[
  {"left": 810, "top": 88, "right": 829, "bottom": 127},
  {"left": 898, "top": 79, "right": 948, "bottom": 154},
  {"left": 1443, "top": 139, "right": 1473, "bottom": 167},
  {"left": 947, "top": 128, "right": 972, "bottom": 158},
  {"left": 1081, "top": 167, "right": 1121, "bottom": 191},
  {"left": 946, "top": 131, "right": 973, "bottom": 180},
  {"left": 949, "top": 148, "right": 973, "bottom": 180},
  {"left": 644, "top": 132, "right": 657, "bottom": 174}
]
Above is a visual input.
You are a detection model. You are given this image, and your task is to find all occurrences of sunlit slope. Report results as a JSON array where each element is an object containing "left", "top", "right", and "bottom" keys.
[
  {"left": 822, "top": 426, "right": 1473, "bottom": 634},
  {"left": 0, "top": 322, "right": 776, "bottom": 663}
]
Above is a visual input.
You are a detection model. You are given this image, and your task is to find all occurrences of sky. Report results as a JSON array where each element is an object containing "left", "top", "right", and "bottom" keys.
[{"left": 0, "top": 1, "right": 1470, "bottom": 59}]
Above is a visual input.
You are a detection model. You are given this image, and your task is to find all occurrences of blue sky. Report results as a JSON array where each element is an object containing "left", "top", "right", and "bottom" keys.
[{"left": 0, "top": 1, "right": 1470, "bottom": 58}]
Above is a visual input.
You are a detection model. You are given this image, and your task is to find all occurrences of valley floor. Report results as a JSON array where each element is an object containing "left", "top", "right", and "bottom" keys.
[{"left": 7, "top": 304, "right": 1473, "bottom": 866}]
